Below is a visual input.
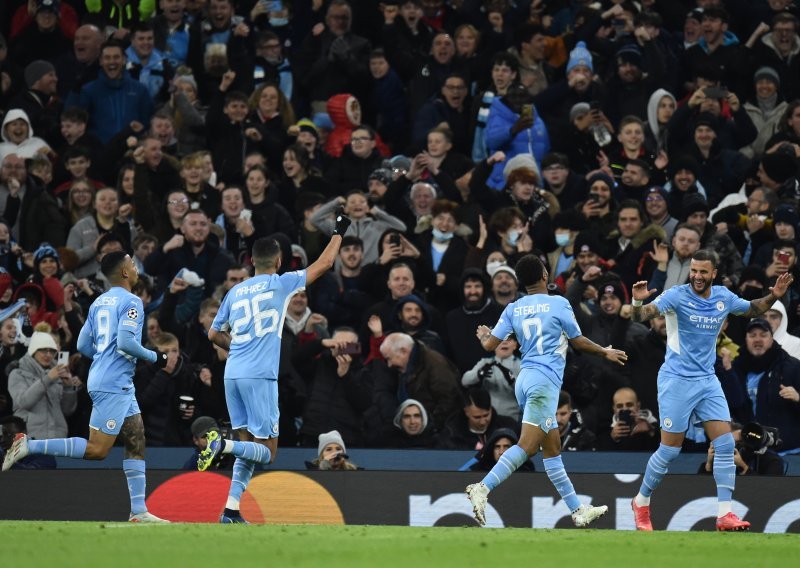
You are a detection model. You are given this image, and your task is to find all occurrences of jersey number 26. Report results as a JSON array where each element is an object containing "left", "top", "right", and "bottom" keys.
[{"left": 230, "top": 292, "right": 279, "bottom": 342}]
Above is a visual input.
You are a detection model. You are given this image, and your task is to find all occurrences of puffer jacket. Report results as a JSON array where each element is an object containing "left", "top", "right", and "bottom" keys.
[
  {"left": 324, "top": 94, "right": 390, "bottom": 158},
  {"left": 8, "top": 354, "right": 77, "bottom": 440}
]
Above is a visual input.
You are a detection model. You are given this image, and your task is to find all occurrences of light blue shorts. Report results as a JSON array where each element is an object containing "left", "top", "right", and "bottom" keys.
[
  {"left": 225, "top": 378, "right": 279, "bottom": 439},
  {"left": 89, "top": 390, "right": 141, "bottom": 435},
  {"left": 515, "top": 368, "right": 559, "bottom": 433},
  {"left": 657, "top": 372, "right": 731, "bottom": 433}
]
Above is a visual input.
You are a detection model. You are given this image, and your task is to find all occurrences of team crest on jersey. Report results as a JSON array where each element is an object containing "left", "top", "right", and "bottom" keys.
[
  {"left": 127, "top": 308, "right": 139, "bottom": 320},
  {"left": 663, "top": 417, "right": 672, "bottom": 429},
  {"left": 716, "top": 301, "right": 724, "bottom": 311},
  {"left": 106, "top": 419, "right": 117, "bottom": 431}
]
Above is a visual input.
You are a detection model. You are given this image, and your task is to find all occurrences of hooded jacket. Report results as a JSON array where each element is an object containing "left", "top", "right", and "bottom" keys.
[
  {"left": 8, "top": 354, "right": 77, "bottom": 440},
  {"left": 750, "top": 32, "right": 800, "bottom": 103},
  {"left": 645, "top": 88, "right": 676, "bottom": 154},
  {"left": 0, "top": 109, "right": 50, "bottom": 163},
  {"left": 770, "top": 300, "right": 800, "bottom": 360},
  {"left": 12, "top": 281, "right": 60, "bottom": 330},
  {"left": 384, "top": 398, "right": 436, "bottom": 448},
  {"left": 324, "top": 94, "right": 390, "bottom": 158},
  {"left": 391, "top": 294, "right": 446, "bottom": 355},
  {"left": 468, "top": 428, "right": 534, "bottom": 472},
  {"left": 462, "top": 353, "right": 521, "bottom": 421}
]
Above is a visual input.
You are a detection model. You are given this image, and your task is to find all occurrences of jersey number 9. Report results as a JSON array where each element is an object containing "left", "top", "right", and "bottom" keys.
[{"left": 230, "top": 292, "right": 279, "bottom": 342}]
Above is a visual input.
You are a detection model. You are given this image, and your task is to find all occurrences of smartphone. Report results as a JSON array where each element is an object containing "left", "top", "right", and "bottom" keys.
[
  {"left": 587, "top": 194, "right": 600, "bottom": 203},
  {"left": 618, "top": 409, "right": 635, "bottom": 429},
  {"left": 57, "top": 351, "right": 69, "bottom": 367},
  {"left": 336, "top": 343, "right": 362, "bottom": 356},
  {"left": 703, "top": 86, "right": 729, "bottom": 99},
  {"left": 520, "top": 104, "right": 533, "bottom": 120},
  {"left": 389, "top": 234, "right": 401, "bottom": 247},
  {"left": 777, "top": 251, "right": 791, "bottom": 265}
]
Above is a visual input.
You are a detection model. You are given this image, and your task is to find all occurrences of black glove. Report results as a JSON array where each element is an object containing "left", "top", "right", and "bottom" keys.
[
  {"left": 155, "top": 350, "right": 169, "bottom": 369},
  {"left": 333, "top": 207, "right": 352, "bottom": 235}
]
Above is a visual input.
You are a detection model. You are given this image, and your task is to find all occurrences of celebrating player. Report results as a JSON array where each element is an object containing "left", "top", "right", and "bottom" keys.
[
  {"left": 198, "top": 210, "right": 352, "bottom": 523},
  {"left": 629, "top": 249, "right": 794, "bottom": 531},
  {"left": 466, "top": 254, "right": 627, "bottom": 527},
  {"left": 2, "top": 252, "right": 170, "bottom": 523}
]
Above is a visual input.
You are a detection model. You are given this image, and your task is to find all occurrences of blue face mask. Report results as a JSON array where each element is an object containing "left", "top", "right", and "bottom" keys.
[
  {"left": 506, "top": 230, "right": 520, "bottom": 247},
  {"left": 555, "top": 232, "right": 571, "bottom": 247},
  {"left": 432, "top": 228, "right": 454, "bottom": 242},
  {"left": 269, "top": 17, "right": 289, "bottom": 27}
]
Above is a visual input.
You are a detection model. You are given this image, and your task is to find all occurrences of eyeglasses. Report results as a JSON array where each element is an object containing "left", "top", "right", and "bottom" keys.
[
  {"left": 169, "top": 198, "right": 190, "bottom": 205},
  {"left": 351, "top": 136, "right": 371, "bottom": 142}
]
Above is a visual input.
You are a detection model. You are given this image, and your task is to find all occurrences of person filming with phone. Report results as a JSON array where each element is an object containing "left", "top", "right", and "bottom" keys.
[{"left": 599, "top": 387, "right": 658, "bottom": 451}]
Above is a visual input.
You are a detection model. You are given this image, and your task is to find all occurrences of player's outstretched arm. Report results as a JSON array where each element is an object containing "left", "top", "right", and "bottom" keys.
[
  {"left": 743, "top": 273, "right": 795, "bottom": 317},
  {"left": 569, "top": 335, "right": 628, "bottom": 366},
  {"left": 630, "top": 280, "right": 659, "bottom": 323},
  {"left": 208, "top": 328, "right": 231, "bottom": 351},
  {"left": 476, "top": 325, "right": 501, "bottom": 352},
  {"left": 305, "top": 209, "right": 352, "bottom": 285}
]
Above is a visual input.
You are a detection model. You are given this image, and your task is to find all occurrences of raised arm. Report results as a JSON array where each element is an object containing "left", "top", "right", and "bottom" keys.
[
  {"left": 743, "top": 273, "right": 795, "bottom": 318},
  {"left": 305, "top": 209, "right": 352, "bottom": 285},
  {"left": 476, "top": 325, "right": 502, "bottom": 352},
  {"left": 568, "top": 335, "right": 628, "bottom": 365},
  {"left": 630, "top": 280, "right": 661, "bottom": 323}
]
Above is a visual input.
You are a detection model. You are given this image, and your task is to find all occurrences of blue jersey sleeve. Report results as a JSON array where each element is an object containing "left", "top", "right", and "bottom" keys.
[
  {"left": 652, "top": 286, "right": 680, "bottom": 314},
  {"left": 726, "top": 288, "right": 751, "bottom": 315},
  {"left": 279, "top": 270, "right": 307, "bottom": 294},
  {"left": 557, "top": 299, "right": 582, "bottom": 339},
  {"left": 491, "top": 304, "right": 514, "bottom": 340},
  {"left": 77, "top": 317, "right": 95, "bottom": 359},
  {"left": 116, "top": 297, "right": 156, "bottom": 363},
  {"left": 211, "top": 294, "right": 231, "bottom": 332}
]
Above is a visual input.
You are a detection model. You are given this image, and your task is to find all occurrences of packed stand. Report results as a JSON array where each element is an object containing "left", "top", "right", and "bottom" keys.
[{"left": 0, "top": 0, "right": 799, "bottom": 469}]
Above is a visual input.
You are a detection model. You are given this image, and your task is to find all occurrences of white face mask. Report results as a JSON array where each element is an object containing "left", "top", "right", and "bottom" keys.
[
  {"left": 555, "top": 232, "right": 571, "bottom": 247},
  {"left": 486, "top": 260, "right": 506, "bottom": 275},
  {"left": 432, "top": 228, "right": 454, "bottom": 242},
  {"left": 505, "top": 230, "right": 520, "bottom": 247}
]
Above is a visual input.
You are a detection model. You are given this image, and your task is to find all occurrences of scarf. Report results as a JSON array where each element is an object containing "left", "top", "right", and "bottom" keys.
[
  {"left": 757, "top": 93, "right": 778, "bottom": 114},
  {"left": 736, "top": 341, "right": 782, "bottom": 374},
  {"left": 284, "top": 307, "right": 311, "bottom": 336}
]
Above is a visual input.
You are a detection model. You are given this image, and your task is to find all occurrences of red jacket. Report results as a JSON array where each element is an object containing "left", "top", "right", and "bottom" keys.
[{"left": 324, "top": 93, "right": 391, "bottom": 158}]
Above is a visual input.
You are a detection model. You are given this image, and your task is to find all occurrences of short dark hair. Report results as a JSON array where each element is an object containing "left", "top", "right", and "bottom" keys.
[
  {"left": 692, "top": 249, "right": 719, "bottom": 268},
  {"left": 100, "top": 251, "right": 128, "bottom": 278},
  {"left": 341, "top": 236, "right": 363, "bottom": 250},
  {"left": 61, "top": 107, "right": 89, "bottom": 124},
  {"left": 251, "top": 238, "right": 282, "bottom": 270},
  {"left": 773, "top": 238, "right": 797, "bottom": 252},
  {"left": 464, "top": 387, "right": 491, "bottom": 410},
  {"left": 672, "top": 222, "right": 702, "bottom": 239},
  {"left": 616, "top": 199, "right": 647, "bottom": 224},
  {"left": 515, "top": 23, "right": 546, "bottom": 52},
  {"left": 558, "top": 390, "right": 572, "bottom": 408},
  {"left": 63, "top": 145, "right": 91, "bottom": 163},
  {"left": 491, "top": 52, "right": 519, "bottom": 74},
  {"left": 131, "top": 21, "right": 154, "bottom": 36},
  {"left": 96, "top": 233, "right": 125, "bottom": 255},
  {"left": 515, "top": 254, "right": 546, "bottom": 289},
  {"left": 224, "top": 91, "right": 249, "bottom": 106},
  {"left": 101, "top": 39, "right": 127, "bottom": 57}
]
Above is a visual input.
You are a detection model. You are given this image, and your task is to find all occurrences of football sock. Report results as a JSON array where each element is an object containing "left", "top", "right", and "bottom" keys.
[
  {"left": 123, "top": 459, "right": 147, "bottom": 515},
  {"left": 712, "top": 432, "right": 736, "bottom": 515},
  {"left": 481, "top": 444, "right": 528, "bottom": 491},
  {"left": 226, "top": 458, "right": 256, "bottom": 511},
  {"left": 640, "top": 444, "right": 681, "bottom": 498},
  {"left": 543, "top": 455, "right": 581, "bottom": 512},
  {"left": 230, "top": 441, "right": 271, "bottom": 465},
  {"left": 28, "top": 438, "right": 87, "bottom": 459}
]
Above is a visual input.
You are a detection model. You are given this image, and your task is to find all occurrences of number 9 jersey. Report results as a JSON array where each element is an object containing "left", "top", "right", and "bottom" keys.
[
  {"left": 211, "top": 270, "right": 307, "bottom": 380},
  {"left": 490, "top": 294, "right": 582, "bottom": 387}
]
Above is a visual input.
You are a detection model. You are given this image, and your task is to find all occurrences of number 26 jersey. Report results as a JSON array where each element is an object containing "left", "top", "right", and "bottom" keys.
[{"left": 211, "top": 270, "right": 306, "bottom": 380}]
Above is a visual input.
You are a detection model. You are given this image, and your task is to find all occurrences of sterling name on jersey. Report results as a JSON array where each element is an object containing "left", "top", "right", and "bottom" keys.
[
  {"left": 491, "top": 294, "right": 582, "bottom": 387},
  {"left": 211, "top": 270, "right": 306, "bottom": 380},
  {"left": 84, "top": 287, "right": 147, "bottom": 393},
  {"left": 652, "top": 284, "right": 750, "bottom": 378}
]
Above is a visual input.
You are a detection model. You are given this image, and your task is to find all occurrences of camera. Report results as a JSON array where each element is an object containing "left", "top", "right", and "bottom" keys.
[{"left": 740, "top": 422, "right": 781, "bottom": 455}]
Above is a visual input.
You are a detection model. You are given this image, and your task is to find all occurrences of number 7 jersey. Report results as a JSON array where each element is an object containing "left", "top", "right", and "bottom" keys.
[
  {"left": 491, "top": 294, "right": 582, "bottom": 387},
  {"left": 211, "top": 270, "right": 307, "bottom": 380}
]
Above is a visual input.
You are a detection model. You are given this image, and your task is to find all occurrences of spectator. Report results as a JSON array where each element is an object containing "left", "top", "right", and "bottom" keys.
[
  {"left": 644, "top": 186, "right": 678, "bottom": 240},
  {"left": 306, "top": 430, "right": 360, "bottom": 470},
  {"left": 415, "top": 199, "right": 467, "bottom": 309},
  {"left": 53, "top": 24, "right": 103, "bottom": 99},
  {"left": 471, "top": 52, "right": 519, "bottom": 162},
  {"left": 384, "top": 398, "right": 436, "bottom": 448},
  {"left": 408, "top": 32, "right": 459, "bottom": 113},
  {"left": 0, "top": 109, "right": 51, "bottom": 163},
  {"left": 248, "top": 83, "right": 294, "bottom": 172},
  {"left": 10, "top": 0, "right": 72, "bottom": 67},
  {"left": 556, "top": 391, "right": 597, "bottom": 451},
  {"left": 436, "top": 387, "right": 518, "bottom": 450},
  {"left": 745, "top": 11, "right": 800, "bottom": 103},
  {"left": 251, "top": 31, "right": 292, "bottom": 99},
  {"left": 684, "top": 7, "right": 742, "bottom": 98},
  {"left": 325, "top": 125, "right": 386, "bottom": 193},
  {"left": 412, "top": 72, "right": 471, "bottom": 155},
  {"left": 467, "top": 427, "right": 535, "bottom": 473},
  {"left": 8, "top": 60, "right": 61, "bottom": 147},
  {"left": 462, "top": 337, "right": 521, "bottom": 421},
  {"left": 623, "top": 315, "right": 667, "bottom": 415},
  {"left": 602, "top": 41, "right": 667, "bottom": 126},
  {"left": 645, "top": 88, "right": 676, "bottom": 155},
  {"left": 598, "top": 387, "right": 659, "bottom": 451},
  {"left": 68, "top": 39, "right": 154, "bottom": 145},
  {"left": 700, "top": 421, "right": 786, "bottom": 476},
  {"left": 764, "top": 301, "right": 800, "bottom": 361},
  {"left": 382, "top": 0, "right": 434, "bottom": 82},
  {"left": 383, "top": 294, "right": 445, "bottom": 354},
  {"left": 741, "top": 67, "right": 788, "bottom": 159},
  {"left": 126, "top": 21, "right": 174, "bottom": 104},
  {"left": 0, "top": 415, "right": 56, "bottom": 469},
  {"left": 85, "top": 0, "right": 155, "bottom": 31},
  {"left": 648, "top": 223, "right": 703, "bottom": 295},
  {"left": 602, "top": 199, "right": 663, "bottom": 290},
  {"left": 378, "top": 332, "right": 460, "bottom": 430},
  {"left": 325, "top": 93, "right": 388, "bottom": 159},
  {"left": 720, "top": 318, "right": 800, "bottom": 454},
  {"left": 153, "top": 0, "right": 192, "bottom": 69},
  {"left": 181, "top": 416, "right": 233, "bottom": 470},
  {"left": 491, "top": 265, "right": 519, "bottom": 308},
  {"left": 8, "top": 329, "right": 77, "bottom": 441}
]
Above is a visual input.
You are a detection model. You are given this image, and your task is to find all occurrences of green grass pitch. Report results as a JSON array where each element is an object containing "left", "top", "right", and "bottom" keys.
[{"left": 3, "top": 522, "right": 798, "bottom": 567}]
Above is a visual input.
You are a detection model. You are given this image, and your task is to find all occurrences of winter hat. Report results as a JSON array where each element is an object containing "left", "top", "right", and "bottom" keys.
[
  {"left": 36, "top": 0, "right": 60, "bottom": 14},
  {"left": 693, "top": 112, "right": 718, "bottom": 132},
  {"left": 774, "top": 204, "right": 799, "bottom": 228},
  {"left": 311, "top": 112, "right": 333, "bottom": 131},
  {"left": 567, "top": 41, "right": 593, "bottom": 74},
  {"left": 573, "top": 231, "right": 602, "bottom": 256},
  {"left": 393, "top": 398, "right": 429, "bottom": 431},
  {"left": 745, "top": 318, "right": 772, "bottom": 334},
  {"left": 681, "top": 193, "right": 710, "bottom": 218},
  {"left": 600, "top": 280, "right": 625, "bottom": 302},
  {"left": 368, "top": 168, "right": 392, "bottom": 186},
  {"left": 670, "top": 154, "right": 700, "bottom": 177},
  {"left": 761, "top": 152, "right": 798, "bottom": 184},
  {"left": 296, "top": 118, "right": 319, "bottom": 138},
  {"left": 492, "top": 265, "right": 517, "bottom": 283},
  {"left": 174, "top": 74, "right": 198, "bottom": 93},
  {"left": 503, "top": 153, "right": 540, "bottom": 185},
  {"left": 33, "top": 244, "right": 59, "bottom": 275},
  {"left": 191, "top": 416, "right": 219, "bottom": 439},
  {"left": 24, "top": 60, "right": 56, "bottom": 89},
  {"left": 616, "top": 43, "right": 643, "bottom": 68},
  {"left": 569, "top": 102, "right": 591, "bottom": 123},
  {"left": 686, "top": 8, "right": 704, "bottom": 23},
  {"left": 27, "top": 331, "right": 57, "bottom": 356},
  {"left": 587, "top": 171, "right": 615, "bottom": 190},
  {"left": 318, "top": 430, "right": 346, "bottom": 456},
  {"left": 646, "top": 186, "right": 669, "bottom": 201},
  {"left": 386, "top": 154, "right": 411, "bottom": 174},
  {"left": 754, "top": 66, "right": 780, "bottom": 87}
]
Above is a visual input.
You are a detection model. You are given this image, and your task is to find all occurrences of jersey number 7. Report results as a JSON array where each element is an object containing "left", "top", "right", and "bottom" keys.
[
  {"left": 522, "top": 317, "right": 544, "bottom": 355},
  {"left": 231, "top": 292, "right": 279, "bottom": 343}
]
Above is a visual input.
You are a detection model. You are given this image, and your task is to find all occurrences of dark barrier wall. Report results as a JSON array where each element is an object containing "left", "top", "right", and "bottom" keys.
[{"left": 2, "top": 471, "right": 800, "bottom": 533}]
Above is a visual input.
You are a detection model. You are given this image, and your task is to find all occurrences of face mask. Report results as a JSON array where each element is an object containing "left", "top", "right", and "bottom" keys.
[
  {"left": 506, "top": 230, "right": 520, "bottom": 247},
  {"left": 486, "top": 260, "right": 506, "bottom": 275},
  {"left": 269, "top": 17, "right": 289, "bottom": 27},
  {"left": 432, "top": 228, "right": 454, "bottom": 242},
  {"left": 555, "top": 232, "right": 571, "bottom": 247}
]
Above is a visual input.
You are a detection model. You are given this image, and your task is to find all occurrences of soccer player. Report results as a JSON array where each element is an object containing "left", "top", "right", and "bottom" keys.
[
  {"left": 466, "top": 255, "right": 627, "bottom": 527},
  {"left": 629, "top": 249, "right": 794, "bottom": 531},
  {"left": 2, "top": 252, "right": 169, "bottom": 523},
  {"left": 199, "top": 210, "right": 352, "bottom": 523}
]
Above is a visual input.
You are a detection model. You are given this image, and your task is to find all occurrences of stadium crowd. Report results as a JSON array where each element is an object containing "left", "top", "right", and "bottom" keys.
[{"left": 1, "top": 0, "right": 800, "bottom": 470}]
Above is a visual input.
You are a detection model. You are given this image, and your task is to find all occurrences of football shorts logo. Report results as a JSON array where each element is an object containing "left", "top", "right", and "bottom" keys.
[
  {"left": 272, "top": 423, "right": 279, "bottom": 434},
  {"left": 127, "top": 308, "right": 139, "bottom": 320},
  {"left": 663, "top": 417, "right": 673, "bottom": 429},
  {"left": 716, "top": 301, "right": 724, "bottom": 311},
  {"left": 106, "top": 419, "right": 117, "bottom": 431},
  {"left": 545, "top": 417, "right": 553, "bottom": 429}
]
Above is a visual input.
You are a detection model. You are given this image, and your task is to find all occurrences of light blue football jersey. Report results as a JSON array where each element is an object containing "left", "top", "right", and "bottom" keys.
[
  {"left": 83, "top": 287, "right": 149, "bottom": 393},
  {"left": 491, "top": 294, "right": 582, "bottom": 387},
  {"left": 652, "top": 284, "right": 750, "bottom": 379},
  {"left": 211, "top": 270, "right": 306, "bottom": 380}
]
